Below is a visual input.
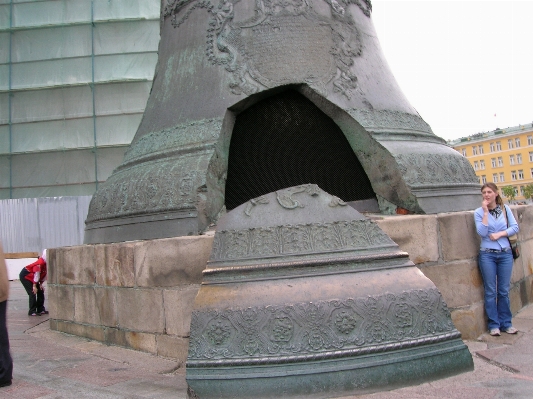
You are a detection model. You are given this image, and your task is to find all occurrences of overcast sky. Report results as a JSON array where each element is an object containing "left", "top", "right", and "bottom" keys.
[{"left": 371, "top": 0, "right": 533, "bottom": 142}]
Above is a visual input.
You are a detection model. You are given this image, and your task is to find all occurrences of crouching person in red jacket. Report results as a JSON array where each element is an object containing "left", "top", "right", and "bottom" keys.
[{"left": 19, "top": 250, "right": 48, "bottom": 316}]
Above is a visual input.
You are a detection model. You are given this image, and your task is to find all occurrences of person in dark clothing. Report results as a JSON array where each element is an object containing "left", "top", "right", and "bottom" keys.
[
  {"left": 19, "top": 249, "right": 48, "bottom": 316},
  {"left": 0, "top": 242, "right": 13, "bottom": 388}
]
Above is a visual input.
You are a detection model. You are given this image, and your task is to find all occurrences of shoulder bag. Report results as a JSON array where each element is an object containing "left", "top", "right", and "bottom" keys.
[{"left": 503, "top": 205, "right": 520, "bottom": 259}]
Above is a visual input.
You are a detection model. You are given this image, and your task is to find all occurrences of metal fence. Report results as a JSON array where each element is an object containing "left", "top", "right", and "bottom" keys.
[{"left": 0, "top": 196, "right": 91, "bottom": 253}]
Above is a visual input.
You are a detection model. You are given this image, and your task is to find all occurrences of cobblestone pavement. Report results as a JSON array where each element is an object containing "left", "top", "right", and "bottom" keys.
[{"left": 3, "top": 281, "right": 533, "bottom": 398}]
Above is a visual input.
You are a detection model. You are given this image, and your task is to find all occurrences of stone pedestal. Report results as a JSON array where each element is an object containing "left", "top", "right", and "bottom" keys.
[{"left": 49, "top": 205, "right": 533, "bottom": 366}]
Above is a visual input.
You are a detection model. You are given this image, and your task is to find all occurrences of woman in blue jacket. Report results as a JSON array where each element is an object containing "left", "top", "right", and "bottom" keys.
[{"left": 474, "top": 182, "right": 519, "bottom": 336}]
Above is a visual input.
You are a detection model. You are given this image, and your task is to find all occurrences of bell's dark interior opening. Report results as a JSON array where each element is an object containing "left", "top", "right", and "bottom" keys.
[{"left": 224, "top": 90, "right": 375, "bottom": 210}]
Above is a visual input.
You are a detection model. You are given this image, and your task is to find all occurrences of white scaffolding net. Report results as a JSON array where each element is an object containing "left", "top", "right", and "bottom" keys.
[{"left": 0, "top": 0, "right": 161, "bottom": 199}]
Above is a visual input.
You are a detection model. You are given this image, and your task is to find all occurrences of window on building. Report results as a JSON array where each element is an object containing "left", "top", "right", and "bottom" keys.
[
  {"left": 510, "top": 155, "right": 515, "bottom": 165},
  {"left": 529, "top": 152, "right": 533, "bottom": 162},
  {"left": 511, "top": 171, "right": 517, "bottom": 180},
  {"left": 496, "top": 141, "right": 502, "bottom": 151},
  {"left": 517, "top": 153, "right": 522, "bottom": 164},
  {"left": 478, "top": 145, "right": 484, "bottom": 154},
  {"left": 490, "top": 142, "right": 495, "bottom": 152},
  {"left": 531, "top": 168, "right": 533, "bottom": 178},
  {"left": 518, "top": 170, "right": 524, "bottom": 179},
  {"left": 498, "top": 157, "right": 503, "bottom": 166},
  {"left": 508, "top": 139, "right": 514, "bottom": 149},
  {"left": 491, "top": 158, "right": 496, "bottom": 167},
  {"left": 500, "top": 173, "right": 505, "bottom": 182},
  {"left": 461, "top": 148, "right": 466, "bottom": 156},
  {"left": 493, "top": 174, "right": 498, "bottom": 183},
  {"left": 472, "top": 146, "right": 478, "bottom": 155},
  {"left": 480, "top": 160, "right": 485, "bottom": 169},
  {"left": 520, "top": 186, "right": 525, "bottom": 196},
  {"left": 473, "top": 161, "right": 479, "bottom": 170},
  {"left": 515, "top": 138, "right": 520, "bottom": 147},
  {"left": 481, "top": 175, "right": 487, "bottom": 184},
  {"left": 528, "top": 135, "right": 533, "bottom": 145}
]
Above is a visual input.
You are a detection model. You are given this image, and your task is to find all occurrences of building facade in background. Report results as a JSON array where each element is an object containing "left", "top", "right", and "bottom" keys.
[
  {"left": 0, "top": 0, "right": 160, "bottom": 252},
  {"left": 0, "top": 0, "right": 160, "bottom": 199},
  {"left": 450, "top": 123, "right": 533, "bottom": 202}
]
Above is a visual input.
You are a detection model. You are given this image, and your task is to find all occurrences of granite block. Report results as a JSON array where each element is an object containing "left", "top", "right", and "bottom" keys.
[
  {"left": 134, "top": 235, "right": 212, "bottom": 287},
  {"left": 164, "top": 285, "right": 200, "bottom": 337},
  {"left": 450, "top": 301, "right": 486, "bottom": 340},
  {"left": 49, "top": 285, "right": 75, "bottom": 321},
  {"left": 106, "top": 328, "right": 157, "bottom": 354},
  {"left": 116, "top": 288, "right": 164, "bottom": 333},
  {"left": 156, "top": 334, "right": 189, "bottom": 363},
  {"left": 438, "top": 211, "right": 480, "bottom": 262},
  {"left": 56, "top": 245, "right": 96, "bottom": 285},
  {"left": 376, "top": 214, "right": 438, "bottom": 264},
  {"left": 419, "top": 260, "right": 483, "bottom": 308},
  {"left": 95, "top": 243, "right": 135, "bottom": 287},
  {"left": 74, "top": 286, "right": 99, "bottom": 325}
]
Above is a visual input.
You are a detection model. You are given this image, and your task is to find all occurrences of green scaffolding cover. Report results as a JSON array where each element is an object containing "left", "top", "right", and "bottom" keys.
[{"left": 0, "top": 0, "right": 161, "bottom": 199}]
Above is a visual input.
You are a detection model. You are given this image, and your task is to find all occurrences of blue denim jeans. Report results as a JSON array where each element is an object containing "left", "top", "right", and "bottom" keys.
[{"left": 478, "top": 250, "right": 514, "bottom": 330}]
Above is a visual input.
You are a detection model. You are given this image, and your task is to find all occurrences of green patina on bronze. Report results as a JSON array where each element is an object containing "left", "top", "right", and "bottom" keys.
[
  {"left": 84, "top": 0, "right": 479, "bottom": 244},
  {"left": 82, "top": 2, "right": 477, "bottom": 396},
  {"left": 186, "top": 185, "right": 473, "bottom": 398}
]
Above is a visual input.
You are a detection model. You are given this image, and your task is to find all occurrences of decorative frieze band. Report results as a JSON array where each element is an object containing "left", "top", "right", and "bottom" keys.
[
  {"left": 347, "top": 109, "right": 433, "bottom": 135},
  {"left": 86, "top": 157, "right": 204, "bottom": 222},
  {"left": 210, "top": 219, "right": 396, "bottom": 261},
  {"left": 123, "top": 118, "right": 222, "bottom": 165},
  {"left": 395, "top": 153, "right": 479, "bottom": 187},
  {"left": 188, "top": 288, "right": 457, "bottom": 362}
]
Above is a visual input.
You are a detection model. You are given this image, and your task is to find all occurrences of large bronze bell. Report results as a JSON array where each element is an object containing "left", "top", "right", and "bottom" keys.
[
  {"left": 186, "top": 185, "right": 473, "bottom": 398},
  {"left": 84, "top": 0, "right": 479, "bottom": 244}
]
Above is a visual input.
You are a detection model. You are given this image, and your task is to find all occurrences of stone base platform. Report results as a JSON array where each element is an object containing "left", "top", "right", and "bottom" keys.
[{"left": 48, "top": 206, "right": 533, "bottom": 364}]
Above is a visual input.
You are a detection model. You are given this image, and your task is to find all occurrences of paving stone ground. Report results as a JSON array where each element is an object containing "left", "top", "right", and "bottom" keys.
[{"left": 3, "top": 281, "right": 533, "bottom": 398}]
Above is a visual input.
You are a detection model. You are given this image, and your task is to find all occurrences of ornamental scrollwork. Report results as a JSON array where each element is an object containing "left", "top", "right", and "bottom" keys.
[
  {"left": 347, "top": 109, "right": 433, "bottom": 135},
  {"left": 276, "top": 184, "right": 321, "bottom": 210},
  {"left": 188, "top": 287, "right": 455, "bottom": 360},
  {"left": 163, "top": 0, "right": 373, "bottom": 98},
  {"left": 210, "top": 219, "right": 395, "bottom": 260},
  {"left": 86, "top": 161, "right": 199, "bottom": 222},
  {"left": 123, "top": 119, "right": 222, "bottom": 164},
  {"left": 329, "top": 195, "right": 348, "bottom": 207},
  {"left": 244, "top": 195, "right": 270, "bottom": 216},
  {"left": 395, "top": 153, "right": 479, "bottom": 187}
]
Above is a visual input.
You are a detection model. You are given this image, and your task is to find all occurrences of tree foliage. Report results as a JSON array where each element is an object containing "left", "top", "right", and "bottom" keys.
[
  {"left": 501, "top": 185, "right": 516, "bottom": 202},
  {"left": 523, "top": 184, "right": 533, "bottom": 200}
]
